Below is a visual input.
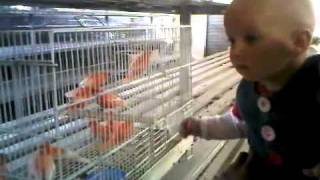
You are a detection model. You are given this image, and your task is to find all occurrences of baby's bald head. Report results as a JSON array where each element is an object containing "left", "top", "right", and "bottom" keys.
[
  {"left": 225, "top": 0, "right": 315, "bottom": 40},
  {"left": 223, "top": 0, "right": 316, "bottom": 84}
]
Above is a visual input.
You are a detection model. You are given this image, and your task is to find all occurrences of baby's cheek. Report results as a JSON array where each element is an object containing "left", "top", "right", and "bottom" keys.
[{"left": 263, "top": 38, "right": 293, "bottom": 56}]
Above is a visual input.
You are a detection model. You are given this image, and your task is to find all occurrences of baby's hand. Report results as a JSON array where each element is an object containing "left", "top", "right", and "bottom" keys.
[{"left": 179, "top": 117, "right": 202, "bottom": 138}]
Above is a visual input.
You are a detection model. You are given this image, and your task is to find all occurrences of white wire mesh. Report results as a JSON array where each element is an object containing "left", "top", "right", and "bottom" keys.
[{"left": 0, "top": 26, "right": 192, "bottom": 180}]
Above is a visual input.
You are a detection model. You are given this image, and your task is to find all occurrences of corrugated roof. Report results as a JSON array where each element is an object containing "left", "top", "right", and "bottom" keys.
[{"left": 0, "top": 0, "right": 228, "bottom": 14}]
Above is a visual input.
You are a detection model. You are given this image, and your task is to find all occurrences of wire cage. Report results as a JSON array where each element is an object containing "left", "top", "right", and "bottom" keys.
[{"left": 0, "top": 26, "right": 192, "bottom": 180}]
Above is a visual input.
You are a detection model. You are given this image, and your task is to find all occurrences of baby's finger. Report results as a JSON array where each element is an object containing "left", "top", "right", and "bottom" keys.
[{"left": 179, "top": 118, "right": 192, "bottom": 137}]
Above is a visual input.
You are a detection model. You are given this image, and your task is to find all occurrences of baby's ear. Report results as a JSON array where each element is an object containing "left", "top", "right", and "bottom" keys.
[{"left": 292, "top": 30, "right": 312, "bottom": 54}]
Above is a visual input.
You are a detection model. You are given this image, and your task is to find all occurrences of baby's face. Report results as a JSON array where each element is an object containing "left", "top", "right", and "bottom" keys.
[{"left": 224, "top": 5, "right": 297, "bottom": 82}]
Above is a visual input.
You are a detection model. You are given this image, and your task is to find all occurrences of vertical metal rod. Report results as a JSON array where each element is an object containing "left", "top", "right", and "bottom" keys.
[
  {"left": 57, "top": 33, "right": 63, "bottom": 106},
  {"left": 96, "top": 31, "right": 100, "bottom": 74},
  {"left": 100, "top": 31, "right": 106, "bottom": 81},
  {"left": 104, "top": 31, "right": 109, "bottom": 86},
  {"left": 22, "top": 32, "right": 31, "bottom": 117},
  {"left": 111, "top": 32, "right": 117, "bottom": 85},
  {"left": 85, "top": 32, "right": 90, "bottom": 75},
  {"left": 64, "top": 32, "right": 70, "bottom": 104},
  {"left": 88, "top": 32, "right": 93, "bottom": 75},
  {"left": 9, "top": 32, "right": 23, "bottom": 120},
  {"left": 49, "top": 30, "right": 63, "bottom": 180},
  {"left": 70, "top": 32, "right": 76, "bottom": 93},
  {"left": 179, "top": 9, "right": 192, "bottom": 105},
  {"left": 116, "top": 31, "right": 121, "bottom": 86},
  {"left": 120, "top": 31, "right": 125, "bottom": 84},
  {"left": 38, "top": 32, "right": 44, "bottom": 113},
  {"left": 0, "top": 33, "right": 8, "bottom": 123},
  {"left": 81, "top": 32, "right": 85, "bottom": 87},
  {"left": 0, "top": 68, "right": 3, "bottom": 122},
  {"left": 107, "top": 31, "right": 112, "bottom": 86},
  {"left": 75, "top": 32, "right": 81, "bottom": 91},
  {"left": 30, "top": 31, "right": 38, "bottom": 115},
  {"left": 91, "top": 32, "right": 96, "bottom": 83}
]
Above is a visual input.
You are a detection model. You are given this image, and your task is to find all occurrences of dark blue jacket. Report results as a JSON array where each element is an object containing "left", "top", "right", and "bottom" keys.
[{"left": 236, "top": 55, "right": 320, "bottom": 179}]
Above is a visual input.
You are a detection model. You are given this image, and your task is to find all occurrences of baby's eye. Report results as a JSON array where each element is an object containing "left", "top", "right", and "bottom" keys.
[
  {"left": 228, "top": 37, "right": 235, "bottom": 45},
  {"left": 244, "top": 34, "right": 259, "bottom": 44}
]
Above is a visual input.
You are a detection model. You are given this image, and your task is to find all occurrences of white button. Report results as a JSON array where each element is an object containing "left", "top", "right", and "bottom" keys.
[
  {"left": 257, "top": 96, "right": 271, "bottom": 112},
  {"left": 261, "top": 125, "right": 276, "bottom": 142}
]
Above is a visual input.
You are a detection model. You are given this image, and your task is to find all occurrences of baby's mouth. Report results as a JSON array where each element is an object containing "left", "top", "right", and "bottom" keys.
[{"left": 233, "top": 64, "right": 248, "bottom": 70}]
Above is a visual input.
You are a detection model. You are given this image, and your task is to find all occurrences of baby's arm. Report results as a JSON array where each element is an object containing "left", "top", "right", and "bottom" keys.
[
  {"left": 180, "top": 105, "right": 247, "bottom": 140},
  {"left": 199, "top": 110, "right": 247, "bottom": 140}
]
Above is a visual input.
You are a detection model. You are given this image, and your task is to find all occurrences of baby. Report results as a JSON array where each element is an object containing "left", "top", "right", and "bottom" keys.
[{"left": 180, "top": 0, "right": 320, "bottom": 179}]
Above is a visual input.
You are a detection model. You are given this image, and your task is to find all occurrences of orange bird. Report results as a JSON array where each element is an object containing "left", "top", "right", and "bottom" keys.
[
  {"left": 28, "top": 143, "right": 89, "bottom": 180},
  {"left": 0, "top": 154, "right": 8, "bottom": 180},
  {"left": 64, "top": 71, "right": 108, "bottom": 112},
  {"left": 65, "top": 86, "right": 100, "bottom": 99},
  {"left": 79, "top": 71, "right": 108, "bottom": 91},
  {"left": 65, "top": 71, "right": 109, "bottom": 99},
  {"left": 96, "top": 93, "right": 127, "bottom": 109},
  {"left": 123, "top": 50, "right": 154, "bottom": 82},
  {"left": 89, "top": 118, "right": 134, "bottom": 151},
  {"left": 89, "top": 120, "right": 113, "bottom": 142},
  {"left": 65, "top": 86, "right": 102, "bottom": 112}
]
